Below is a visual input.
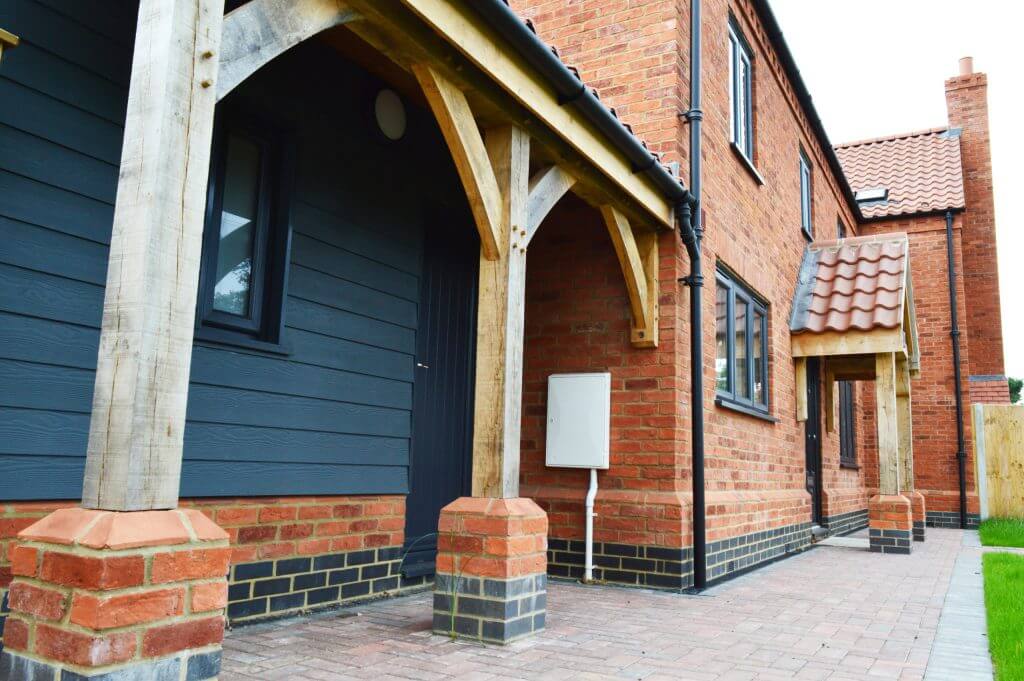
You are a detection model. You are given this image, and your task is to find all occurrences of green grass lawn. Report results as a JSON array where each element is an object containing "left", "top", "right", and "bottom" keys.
[
  {"left": 980, "top": 518, "right": 1024, "bottom": 548},
  {"left": 983, "top": 552, "right": 1024, "bottom": 681}
]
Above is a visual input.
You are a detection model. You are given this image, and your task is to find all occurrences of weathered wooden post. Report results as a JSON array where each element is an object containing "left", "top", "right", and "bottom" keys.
[
  {"left": 868, "top": 352, "right": 914, "bottom": 554},
  {"left": 2, "top": 2, "right": 231, "bottom": 678},
  {"left": 896, "top": 358, "right": 926, "bottom": 541}
]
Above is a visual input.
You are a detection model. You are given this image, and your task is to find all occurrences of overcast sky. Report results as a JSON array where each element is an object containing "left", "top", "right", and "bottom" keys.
[{"left": 770, "top": 1, "right": 1022, "bottom": 381}]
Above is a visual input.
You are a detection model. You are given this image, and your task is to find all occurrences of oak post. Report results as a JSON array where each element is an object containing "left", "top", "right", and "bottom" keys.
[
  {"left": 471, "top": 126, "right": 530, "bottom": 498},
  {"left": 875, "top": 352, "right": 900, "bottom": 495},
  {"left": 896, "top": 357, "right": 915, "bottom": 492},
  {"left": 81, "top": 0, "right": 224, "bottom": 511}
]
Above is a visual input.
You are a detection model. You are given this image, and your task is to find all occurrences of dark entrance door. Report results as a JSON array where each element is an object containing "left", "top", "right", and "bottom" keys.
[
  {"left": 402, "top": 208, "right": 478, "bottom": 578},
  {"left": 805, "top": 357, "right": 823, "bottom": 525}
]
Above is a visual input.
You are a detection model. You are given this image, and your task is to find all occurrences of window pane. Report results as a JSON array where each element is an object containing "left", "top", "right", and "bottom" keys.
[
  {"left": 214, "top": 133, "right": 261, "bottom": 316},
  {"left": 734, "top": 300, "right": 748, "bottom": 398},
  {"left": 728, "top": 36, "right": 737, "bottom": 144},
  {"left": 737, "top": 58, "right": 748, "bottom": 152},
  {"left": 753, "top": 309, "right": 764, "bottom": 405},
  {"left": 741, "top": 55, "right": 752, "bottom": 156},
  {"left": 716, "top": 283, "right": 730, "bottom": 392}
]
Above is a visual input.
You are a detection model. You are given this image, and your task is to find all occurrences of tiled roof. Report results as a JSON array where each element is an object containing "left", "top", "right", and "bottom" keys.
[
  {"left": 834, "top": 128, "right": 965, "bottom": 219},
  {"left": 790, "top": 234, "right": 909, "bottom": 335}
]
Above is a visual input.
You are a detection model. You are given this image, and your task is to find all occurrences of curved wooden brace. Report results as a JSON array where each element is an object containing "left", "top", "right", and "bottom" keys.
[
  {"left": 217, "top": 0, "right": 359, "bottom": 102},
  {"left": 413, "top": 63, "right": 503, "bottom": 260},
  {"left": 601, "top": 205, "right": 659, "bottom": 347},
  {"left": 525, "top": 165, "right": 575, "bottom": 245}
]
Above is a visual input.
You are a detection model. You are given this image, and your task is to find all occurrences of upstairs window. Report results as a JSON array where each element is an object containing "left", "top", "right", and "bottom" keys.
[
  {"left": 800, "top": 149, "right": 813, "bottom": 239},
  {"left": 728, "top": 20, "right": 754, "bottom": 160},
  {"left": 837, "top": 218, "right": 847, "bottom": 239},
  {"left": 838, "top": 381, "right": 857, "bottom": 466},
  {"left": 197, "top": 111, "right": 293, "bottom": 350},
  {"left": 715, "top": 267, "right": 769, "bottom": 415}
]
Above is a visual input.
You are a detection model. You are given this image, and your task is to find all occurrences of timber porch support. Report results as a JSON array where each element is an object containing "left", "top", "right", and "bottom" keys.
[{"left": 2, "top": 0, "right": 683, "bottom": 667}]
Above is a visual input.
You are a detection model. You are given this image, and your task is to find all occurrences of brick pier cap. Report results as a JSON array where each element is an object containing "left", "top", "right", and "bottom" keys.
[
  {"left": 434, "top": 497, "right": 547, "bottom": 645},
  {"left": 2, "top": 507, "right": 229, "bottom": 680},
  {"left": 868, "top": 494, "right": 914, "bottom": 555}
]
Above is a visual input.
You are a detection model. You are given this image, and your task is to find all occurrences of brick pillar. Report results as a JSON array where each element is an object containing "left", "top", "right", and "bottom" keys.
[
  {"left": 906, "top": 491, "right": 927, "bottom": 542},
  {"left": 868, "top": 495, "right": 913, "bottom": 555},
  {"left": 1, "top": 508, "right": 229, "bottom": 680},
  {"left": 433, "top": 498, "right": 547, "bottom": 644}
]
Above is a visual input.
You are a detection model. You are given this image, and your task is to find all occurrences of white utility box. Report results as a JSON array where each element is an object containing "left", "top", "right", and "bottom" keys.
[{"left": 545, "top": 372, "right": 611, "bottom": 470}]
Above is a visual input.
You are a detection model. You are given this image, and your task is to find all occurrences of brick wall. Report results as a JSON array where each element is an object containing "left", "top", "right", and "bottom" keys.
[
  {"left": 515, "top": 0, "right": 871, "bottom": 586},
  {"left": 969, "top": 378, "right": 1011, "bottom": 404},
  {"left": 945, "top": 69, "right": 1006, "bottom": 380},
  {"left": 1, "top": 495, "right": 410, "bottom": 648}
]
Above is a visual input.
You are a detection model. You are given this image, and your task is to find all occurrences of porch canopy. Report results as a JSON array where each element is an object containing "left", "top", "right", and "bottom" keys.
[
  {"left": 790, "top": 234, "right": 920, "bottom": 498},
  {"left": 80, "top": 0, "right": 686, "bottom": 512}
]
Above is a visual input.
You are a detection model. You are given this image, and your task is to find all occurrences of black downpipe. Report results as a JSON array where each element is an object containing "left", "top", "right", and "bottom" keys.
[
  {"left": 944, "top": 210, "right": 968, "bottom": 529},
  {"left": 681, "top": 0, "right": 706, "bottom": 590}
]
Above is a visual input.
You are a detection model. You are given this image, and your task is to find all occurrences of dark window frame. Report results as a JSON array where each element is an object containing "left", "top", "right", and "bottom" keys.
[
  {"left": 837, "top": 217, "right": 848, "bottom": 239},
  {"left": 728, "top": 18, "right": 754, "bottom": 161},
  {"left": 838, "top": 380, "right": 857, "bottom": 467},
  {"left": 799, "top": 148, "right": 813, "bottom": 240},
  {"left": 715, "top": 267, "right": 770, "bottom": 417},
  {"left": 195, "top": 107, "right": 294, "bottom": 353}
]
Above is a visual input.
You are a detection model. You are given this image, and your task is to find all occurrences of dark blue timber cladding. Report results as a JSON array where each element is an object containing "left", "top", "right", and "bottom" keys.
[{"left": 0, "top": 1, "right": 471, "bottom": 499}]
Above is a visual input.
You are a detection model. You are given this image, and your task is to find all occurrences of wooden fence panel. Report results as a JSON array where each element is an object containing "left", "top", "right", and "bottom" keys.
[{"left": 974, "top": 404, "right": 1024, "bottom": 519}]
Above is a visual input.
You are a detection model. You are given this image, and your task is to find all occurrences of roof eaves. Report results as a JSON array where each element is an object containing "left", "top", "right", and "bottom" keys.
[{"left": 749, "top": 0, "right": 864, "bottom": 223}]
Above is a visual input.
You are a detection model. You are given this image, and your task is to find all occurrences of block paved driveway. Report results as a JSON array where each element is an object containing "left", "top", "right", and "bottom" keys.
[{"left": 222, "top": 528, "right": 984, "bottom": 680}]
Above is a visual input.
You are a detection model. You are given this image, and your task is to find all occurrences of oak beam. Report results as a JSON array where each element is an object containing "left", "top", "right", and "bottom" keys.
[
  {"left": 413, "top": 63, "right": 503, "bottom": 260},
  {"left": 791, "top": 327, "right": 903, "bottom": 358},
  {"left": 0, "top": 28, "right": 19, "bottom": 63},
  {"left": 601, "top": 206, "right": 659, "bottom": 347},
  {"left": 795, "top": 357, "right": 808, "bottom": 422},
  {"left": 525, "top": 165, "right": 576, "bottom": 244},
  {"left": 398, "top": 0, "right": 674, "bottom": 228},
  {"left": 472, "top": 126, "right": 530, "bottom": 498},
  {"left": 875, "top": 352, "right": 900, "bottom": 495},
  {"left": 218, "top": 0, "right": 359, "bottom": 101},
  {"left": 82, "top": 0, "right": 224, "bottom": 511}
]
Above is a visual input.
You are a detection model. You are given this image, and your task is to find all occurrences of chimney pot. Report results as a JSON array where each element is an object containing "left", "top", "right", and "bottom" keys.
[{"left": 958, "top": 56, "right": 974, "bottom": 76}]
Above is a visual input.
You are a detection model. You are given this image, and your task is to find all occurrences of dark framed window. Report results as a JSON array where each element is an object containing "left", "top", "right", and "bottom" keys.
[
  {"left": 838, "top": 380, "right": 857, "bottom": 466},
  {"left": 728, "top": 19, "right": 754, "bottom": 160},
  {"left": 799, "top": 149, "right": 813, "bottom": 239},
  {"left": 196, "top": 109, "right": 293, "bottom": 351},
  {"left": 837, "top": 217, "right": 847, "bottom": 239},
  {"left": 715, "top": 267, "right": 769, "bottom": 416}
]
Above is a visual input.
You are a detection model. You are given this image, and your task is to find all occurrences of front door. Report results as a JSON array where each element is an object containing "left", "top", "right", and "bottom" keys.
[
  {"left": 402, "top": 207, "right": 478, "bottom": 578},
  {"left": 805, "top": 357, "right": 823, "bottom": 525}
]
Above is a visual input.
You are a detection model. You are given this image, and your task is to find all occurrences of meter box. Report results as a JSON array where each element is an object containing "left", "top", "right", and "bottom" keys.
[{"left": 545, "top": 372, "right": 610, "bottom": 470}]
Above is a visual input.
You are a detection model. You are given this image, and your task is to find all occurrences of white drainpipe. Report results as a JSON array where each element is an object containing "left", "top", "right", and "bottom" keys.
[{"left": 584, "top": 468, "right": 598, "bottom": 583}]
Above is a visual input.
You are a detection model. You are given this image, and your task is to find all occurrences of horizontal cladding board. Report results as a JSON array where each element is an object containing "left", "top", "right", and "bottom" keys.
[
  {"left": 0, "top": 216, "right": 109, "bottom": 285},
  {"left": 0, "top": 407, "right": 408, "bottom": 467},
  {"left": 291, "top": 201, "right": 423, "bottom": 277},
  {"left": 0, "top": 170, "right": 114, "bottom": 243},
  {"left": 285, "top": 329, "right": 413, "bottom": 382},
  {"left": 286, "top": 297, "right": 415, "bottom": 355},
  {"left": 288, "top": 265, "right": 417, "bottom": 329},
  {"left": 0, "top": 42, "right": 127, "bottom": 124},
  {"left": 29, "top": 0, "right": 135, "bottom": 47},
  {"left": 0, "top": 124, "right": 118, "bottom": 203},
  {"left": 0, "top": 263, "right": 103, "bottom": 327},
  {"left": 0, "top": 454, "right": 408, "bottom": 499},
  {"left": 0, "top": 78, "right": 124, "bottom": 165},
  {"left": 291, "top": 233, "right": 419, "bottom": 302},
  {"left": 0, "top": 0, "right": 132, "bottom": 86}
]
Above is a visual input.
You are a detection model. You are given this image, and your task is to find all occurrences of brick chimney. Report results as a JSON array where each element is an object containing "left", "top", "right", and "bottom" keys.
[{"left": 945, "top": 57, "right": 1008, "bottom": 400}]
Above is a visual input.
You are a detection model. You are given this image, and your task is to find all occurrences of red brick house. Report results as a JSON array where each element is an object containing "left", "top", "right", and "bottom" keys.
[{"left": 0, "top": 0, "right": 1007, "bottom": 675}]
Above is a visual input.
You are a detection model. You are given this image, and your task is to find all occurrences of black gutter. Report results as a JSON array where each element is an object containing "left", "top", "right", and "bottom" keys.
[
  {"left": 748, "top": 1, "right": 863, "bottom": 223},
  {"left": 944, "top": 210, "right": 968, "bottom": 528},
  {"left": 471, "top": 0, "right": 706, "bottom": 587},
  {"left": 680, "top": 0, "right": 707, "bottom": 590}
]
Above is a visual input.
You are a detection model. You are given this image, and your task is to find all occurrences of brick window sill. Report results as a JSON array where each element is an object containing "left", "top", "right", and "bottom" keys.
[
  {"left": 730, "top": 143, "right": 765, "bottom": 186},
  {"left": 715, "top": 396, "right": 778, "bottom": 423},
  {"left": 839, "top": 461, "right": 860, "bottom": 471}
]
